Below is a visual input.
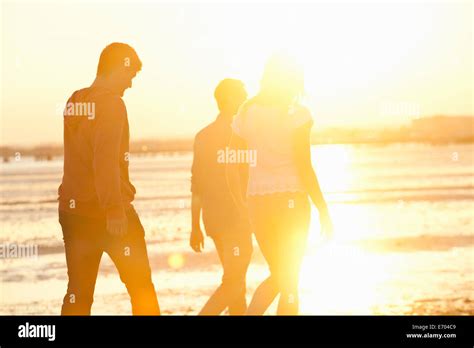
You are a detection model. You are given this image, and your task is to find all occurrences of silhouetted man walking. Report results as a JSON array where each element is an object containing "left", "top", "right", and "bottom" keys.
[
  {"left": 58, "top": 43, "right": 160, "bottom": 315},
  {"left": 190, "top": 79, "right": 252, "bottom": 315}
]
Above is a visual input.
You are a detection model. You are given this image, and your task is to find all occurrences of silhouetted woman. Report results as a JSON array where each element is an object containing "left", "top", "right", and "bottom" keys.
[{"left": 226, "top": 54, "right": 333, "bottom": 315}]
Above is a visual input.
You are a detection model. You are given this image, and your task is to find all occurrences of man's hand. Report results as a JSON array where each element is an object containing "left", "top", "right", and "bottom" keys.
[
  {"left": 106, "top": 207, "right": 128, "bottom": 237},
  {"left": 320, "top": 210, "right": 334, "bottom": 240},
  {"left": 190, "top": 226, "right": 204, "bottom": 252}
]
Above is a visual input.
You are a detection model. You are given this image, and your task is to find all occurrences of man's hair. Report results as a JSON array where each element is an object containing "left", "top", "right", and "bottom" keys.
[
  {"left": 96, "top": 42, "right": 142, "bottom": 77},
  {"left": 214, "top": 78, "right": 246, "bottom": 110}
]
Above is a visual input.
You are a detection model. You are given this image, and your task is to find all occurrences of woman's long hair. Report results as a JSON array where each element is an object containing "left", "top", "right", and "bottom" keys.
[
  {"left": 237, "top": 53, "right": 305, "bottom": 122},
  {"left": 257, "top": 53, "right": 304, "bottom": 108}
]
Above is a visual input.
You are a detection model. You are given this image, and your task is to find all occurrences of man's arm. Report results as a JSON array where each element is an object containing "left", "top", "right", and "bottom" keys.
[
  {"left": 225, "top": 132, "right": 248, "bottom": 217},
  {"left": 93, "top": 97, "right": 127, "bottom": 236},
  {"left": 190, "top": 135, "right": 204, "bottom": 252},
  {"left": 191, "top": 193, "right": 202, "bottom": 230},
  {"left": 190, "top": 193, "right": 204, "bottom": 252}
]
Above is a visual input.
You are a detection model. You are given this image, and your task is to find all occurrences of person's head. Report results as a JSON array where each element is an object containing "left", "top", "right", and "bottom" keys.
[
  {"left": 96, "top": 43, "right": 142, "bottom": 96},
  {"left": 214, "top": 78, "right": 247, "bottom": 115},
  {"left": 258, "top": 53, "right": 304, "bottom": 107}
]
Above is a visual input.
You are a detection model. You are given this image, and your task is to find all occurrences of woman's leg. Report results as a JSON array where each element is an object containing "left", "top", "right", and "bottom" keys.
[
  {"left": 275, "top": 193, "right": 311, "bottom": 315},
  {"left": 246, "top": 195, "right": 281, "bottom": 315},
  {"left": 246, "top": 275, "right": 279, "bottom": 315},
  {"left": 246, "top": 193, "right": 311, "bottom": 315}
]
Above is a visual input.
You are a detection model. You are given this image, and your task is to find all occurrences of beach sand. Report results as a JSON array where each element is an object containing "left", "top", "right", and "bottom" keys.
[{"left": 1, "top": 236, "right": 473, "bottom": 315}]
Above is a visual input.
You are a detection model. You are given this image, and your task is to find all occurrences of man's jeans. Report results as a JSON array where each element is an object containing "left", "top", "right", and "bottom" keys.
[
  {"left": 59, "top": 207, "right": 160, "bottom": 315},
  {"left": 199, "top": 230, "right": 253, "bottom": 315}
]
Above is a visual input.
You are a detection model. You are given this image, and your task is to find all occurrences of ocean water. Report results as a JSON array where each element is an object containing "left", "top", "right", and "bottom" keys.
[{"left": 0, "top": 143, "right": 473, "bottom": 315}]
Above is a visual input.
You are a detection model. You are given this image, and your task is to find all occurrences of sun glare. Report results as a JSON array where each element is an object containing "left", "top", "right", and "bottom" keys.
[{"left": 299, "top": 144, "right": 395, "bottom": 314}]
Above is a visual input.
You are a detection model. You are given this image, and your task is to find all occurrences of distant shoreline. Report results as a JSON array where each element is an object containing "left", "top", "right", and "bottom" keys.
[
  {"left": 2, "top": 115, "right": 472, "bottom": 159},
  {"left": 1, "top": 138, "right": 473, "bottom": 162}
]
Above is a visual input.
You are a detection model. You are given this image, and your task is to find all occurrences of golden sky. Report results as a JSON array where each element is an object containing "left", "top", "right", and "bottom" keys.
[{"left": 1, "top": 0, "right": 472, "bottom": 145}]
